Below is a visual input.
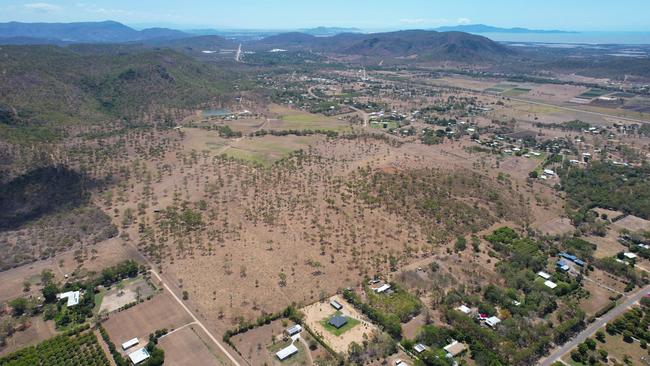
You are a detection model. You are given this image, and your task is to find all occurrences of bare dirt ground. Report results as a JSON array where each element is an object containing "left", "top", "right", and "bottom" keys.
[
  {"left": 526, "top": 84, "right": 588, "bottom": 104},
  {"left": 401, "top": 313, "right": 426, "bottom": 340},
  {"left": 159, "top": 324, "right": 230, "bottom": 366},
  {"left": 301, "top": 295, "right": 377, "bottom": 353},
  {"left": 579, "top": 280, "right": 618, "bottom": 316},
  {"left": 613, "top": 215, "right": 650, "bottom": 233},
  {"left": 0, "top": 318, "right": 56, "bottom": 356},
  {"left": 588, "top": 268, "right": 629, "bottom": 293},
  {"left": 586, "top": 232, "right": 627, "bottom": 259},
  {"left": 103, "top": 292, "right": 193, "bottom": 349},
  {"left": 231, "top": 319, "right": 287, "bottom": 365},
  {"left": 535, "top": 217, "right": 575, "bottom": 236},
  {"left": 99, "top": 277, "right": 155, "bottom": 313}
]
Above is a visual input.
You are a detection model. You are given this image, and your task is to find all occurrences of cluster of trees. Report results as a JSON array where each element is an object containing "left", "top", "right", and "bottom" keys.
[
  {"left": 35, "top": 260, "right": 141, "bottom": 328},
  {"left": 570, "top": 337, "right": 608, "bottom": 365},
  {"left": 365, "top": 283, "right": 422, "bottom": 323},
  {"left": 214, "top": 125, "right": 243, "bottom": 138},
  {"left": 420, "top": 128, "right": 445, "bottom": 145},
  {"left": 594, "top": 257, "right": 641, "bottom": 290},
  {"left": 96, "top": 260, "right": 140, "bottom": 287},
  {"left": 561, "top": 162, "right": 650, "bottom": 221},
  {"left": 0, "top": 325, "right": 109, "bottom": 366},
  {"left": 343, "top": 289, "right": 402, "bottom": 339},
  {"left": 351, "top": 167, "right": 515, "bottom": 245},
  {"left": 158, "top": 204, "right": 205, "bottom": 234},
  {"left": 98, "top": 325, "right": 128, "bottom": 366},
  {"left": 347, "top": 332, "right": 398, "bottom": 365},
  {"left": 605, "top": 302, "right": 650, "bottom": 344},
  {"left": 564, "top": 238, "right": 597, "bottom": 261},
  {"left": 485, "top": 227, "right": 583, "bottom": 313},
  {"left": 533, "top": 120, "right": 591, "bottom": 132}
]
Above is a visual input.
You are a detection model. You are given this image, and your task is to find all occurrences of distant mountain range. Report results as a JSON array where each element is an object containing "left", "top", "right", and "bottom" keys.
[
  {"left": 298, "top": 27, "right": 362, "bottom": 36},
  {"left": 432, "top": 24, "right": 576, "bottom": 34},
  {"left": 0, "top": 21, "right": 514, "bottom": 62},
  {"left": 0, "top": 21, "right": 189, "bottom": 44},
  {"left": 252, "top": 30, "right": 513, "bottom": 61}
]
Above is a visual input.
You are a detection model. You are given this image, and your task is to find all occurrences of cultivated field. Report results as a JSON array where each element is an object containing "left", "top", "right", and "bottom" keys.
[{"left": 268, "top": 104, "right": 350, "bottom": 131}]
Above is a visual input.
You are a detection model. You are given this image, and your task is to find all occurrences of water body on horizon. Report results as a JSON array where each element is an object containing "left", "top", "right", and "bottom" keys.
[{"left": 479, "top": 32, "right": 650, "bottom": 45}]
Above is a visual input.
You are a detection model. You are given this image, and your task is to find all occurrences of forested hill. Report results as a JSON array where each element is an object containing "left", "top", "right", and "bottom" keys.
[
  {"left": 253, "top": 30, "right": 513, "bottom": 61},
  {"left": 0, "top": 44, "right": 234, "bottom": 140}
]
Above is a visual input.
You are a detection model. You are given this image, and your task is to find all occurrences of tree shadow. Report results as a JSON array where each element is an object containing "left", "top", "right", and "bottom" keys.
[{"left": 0, "top": 166, "right": 91, "bottom": 230}]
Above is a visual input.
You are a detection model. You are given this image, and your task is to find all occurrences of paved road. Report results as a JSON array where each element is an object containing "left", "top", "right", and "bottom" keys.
[{"left": 539, "top": 284, "right": 650, "bottom": 366}]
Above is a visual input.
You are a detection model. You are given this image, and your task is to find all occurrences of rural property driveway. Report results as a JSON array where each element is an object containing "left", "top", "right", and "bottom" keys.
[{"left": 539, "top": 284, "right": 650, "bottom": 366}]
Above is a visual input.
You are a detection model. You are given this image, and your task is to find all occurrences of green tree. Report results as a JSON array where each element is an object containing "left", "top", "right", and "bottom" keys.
[
  {"left": 455, "top": 236, "right": 467, "bottom": 252},
  {"left": 42, "top": 283, "right": 60, "bottom": 303},
  {"left": 9, "top": 298, "right": 28, "bottom": 316},
  {"left": 595, "top": 330, "right": 606, "bottom": 343}
]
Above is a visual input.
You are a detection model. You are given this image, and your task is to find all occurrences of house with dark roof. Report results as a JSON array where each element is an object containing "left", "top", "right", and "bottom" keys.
[{"left": 329, "top": 315, "right": 348, "bottom": 329}]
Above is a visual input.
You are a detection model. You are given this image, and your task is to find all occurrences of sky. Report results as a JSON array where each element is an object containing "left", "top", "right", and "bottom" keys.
[{"left": 0, "top": 0, "right": 649, "bottom": 31}]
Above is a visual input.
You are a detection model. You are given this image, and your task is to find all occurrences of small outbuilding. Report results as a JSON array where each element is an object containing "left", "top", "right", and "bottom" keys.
[
  {"left": 286, "top": 324, "right": 302, "bottom": 336},
  {"left": 456, "top": 305, "right": 472, "bottom": 314},
  {"left": 624, "top": 252, "right": 638, "bottom": 260},
  {"left": 330, "top": 299, "right": 343, "bottom": 310},
  {"left": 544, "top": 280, "right": 558, "bottom": 289},
  {"left": 121, "top": 338, "right": 139, "bottom": 351},
  {"left": 375, "top": 284, "right": 391, "bottom": 293},
  {"left": 444, "top": 340, "right": 468, "bottom": 357},
  {"left": 413, "top": 343, "right": 428, "bottom": 354},
  {"left": 276, "top": 344, "right": 298, "bottom": 361},
  {"left": 537, "top": 271, "right": 551, "bottom": 280}
]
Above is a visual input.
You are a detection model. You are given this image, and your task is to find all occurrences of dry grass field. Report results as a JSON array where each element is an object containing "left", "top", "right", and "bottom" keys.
[
  {"left": 224, "top": 135, "right": 320, "bottom": 166},
  {"left": 613, "top": 215, "right": 650, "bottom": 233},
  {"left": 103, "top": 292, "right": 192, "bottom": 348},
  {"left": 579, "top": 281, "right": 618, "bottom": 317},
  {"left": 159, "top": 324, "right": 230, "bottom": 366}
]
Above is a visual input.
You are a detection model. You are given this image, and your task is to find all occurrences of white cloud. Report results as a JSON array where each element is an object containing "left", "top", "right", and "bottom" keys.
[
  {"left": 24, "top": 2, "right": 62, "bottom": 13},
  {"left": 456, "top": 18, "right": 472, "bottom": 25}
]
